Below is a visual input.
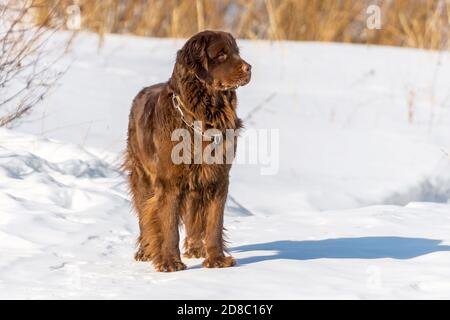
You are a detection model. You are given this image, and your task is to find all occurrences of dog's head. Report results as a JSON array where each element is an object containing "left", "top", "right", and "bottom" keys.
[{"left": 177, "top": 30, "right": 251, "bottom": 91}]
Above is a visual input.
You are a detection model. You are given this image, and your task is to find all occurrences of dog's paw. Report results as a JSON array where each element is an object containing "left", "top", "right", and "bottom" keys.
[
  {"left": 202, "top": 255, "right": 236, "bottom": 268},
  {"left": 134, "top": 249, "right": 151, "bottom": 262},
  {"left": 183, "top": 246, "right": 206, "bottom": 259},
  {"left": 154, "top": 259, "right": 187, "bottom": 272}
]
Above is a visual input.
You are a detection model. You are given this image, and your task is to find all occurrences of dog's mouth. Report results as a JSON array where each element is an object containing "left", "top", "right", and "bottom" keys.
[
  {"left": 227, "top": 84, "right": 240, "bottom": 90},
  {"left": 216, "top": 83, "right": 239, "bottom": 91},
  {"left": 218, "top": 74, "right": 251, "bottom": 91}
]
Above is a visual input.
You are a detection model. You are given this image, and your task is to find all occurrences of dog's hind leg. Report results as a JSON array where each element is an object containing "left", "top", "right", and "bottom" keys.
[{"left": 127, "top": 166, "right": 153, "bottom": 261}]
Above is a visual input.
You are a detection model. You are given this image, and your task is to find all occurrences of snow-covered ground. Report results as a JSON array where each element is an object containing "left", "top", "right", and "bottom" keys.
[{"left": 1, "top": 33, "right": 450, "bottom": 299}]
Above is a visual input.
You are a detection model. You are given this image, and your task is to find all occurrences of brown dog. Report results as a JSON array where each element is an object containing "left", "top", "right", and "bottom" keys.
[{"left": 123, "top": 30, "right": 251, "bottom": 272}]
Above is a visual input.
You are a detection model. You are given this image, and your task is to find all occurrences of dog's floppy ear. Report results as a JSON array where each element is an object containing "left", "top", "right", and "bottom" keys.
[{"left": 177, "top": 34, "right": 212, "bottom": 84}]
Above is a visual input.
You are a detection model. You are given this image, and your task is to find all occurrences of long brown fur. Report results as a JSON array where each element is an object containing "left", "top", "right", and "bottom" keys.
[{"left": 123, "top": 30, "right": 251, "bottom": 272}]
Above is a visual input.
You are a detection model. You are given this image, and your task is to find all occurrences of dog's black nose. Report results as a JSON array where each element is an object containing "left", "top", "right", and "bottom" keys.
[{"left": 242, "top": 62, "right": 252, "bottom": 73}]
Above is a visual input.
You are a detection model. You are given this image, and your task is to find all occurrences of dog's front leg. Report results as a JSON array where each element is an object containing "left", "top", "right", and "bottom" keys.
[
  {"left": 158, "top": 189, "right": 186, "bottom": 272},
  {"left": 202, "top": 182, "right": 236, "bottom": 268},
  {"left": 182, "top": 191, "right": 206, "bottom": 259},
  {"left": 144, "top": 186, "right": 186, "bottom": 272}
]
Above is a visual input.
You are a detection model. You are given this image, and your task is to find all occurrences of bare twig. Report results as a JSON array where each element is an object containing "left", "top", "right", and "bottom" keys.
[
  {"left": 244, "top": 92, "right": 277, "bottom": 122},
  {"left": 0, "top": 0, "right": 73, "bottom": 127}
]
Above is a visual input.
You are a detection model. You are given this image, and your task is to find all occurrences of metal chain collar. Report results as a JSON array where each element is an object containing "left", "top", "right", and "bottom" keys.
[{"left": 171, "top": 93, "right": 223, "bottom": 145}]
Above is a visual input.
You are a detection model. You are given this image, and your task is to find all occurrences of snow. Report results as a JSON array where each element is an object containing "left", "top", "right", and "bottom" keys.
[{"left": 1, "top": 32, "right": 450, "bottom": 299}]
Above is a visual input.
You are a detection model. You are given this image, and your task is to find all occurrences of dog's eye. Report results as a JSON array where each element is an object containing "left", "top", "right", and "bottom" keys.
[{"left": 217, "top": 53, "right": 227, "bottom": 62}]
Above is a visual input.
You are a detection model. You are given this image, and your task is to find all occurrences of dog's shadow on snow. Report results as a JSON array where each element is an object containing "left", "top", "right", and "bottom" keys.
[{"left": 232, "top": 237, "right": 450, "bottom": 265}]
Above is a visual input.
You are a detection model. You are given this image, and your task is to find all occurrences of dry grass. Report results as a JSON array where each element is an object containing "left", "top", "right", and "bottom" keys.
[{"left": 35, "top": 0, "right": 449, "bottom": 50}]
